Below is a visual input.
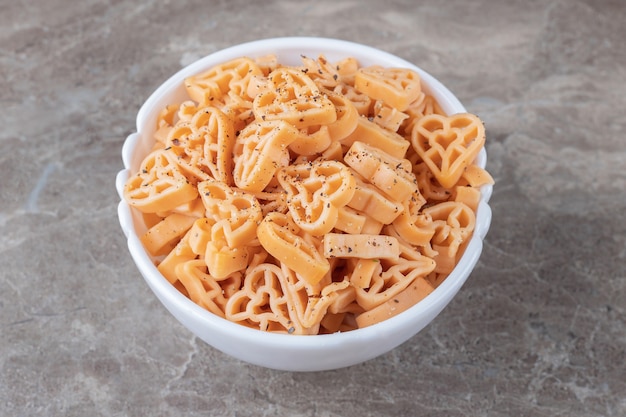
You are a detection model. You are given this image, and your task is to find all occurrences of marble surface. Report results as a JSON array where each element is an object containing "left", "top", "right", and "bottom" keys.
[{"left": 1, "top": 0, "right": 625, "bottom": 415}]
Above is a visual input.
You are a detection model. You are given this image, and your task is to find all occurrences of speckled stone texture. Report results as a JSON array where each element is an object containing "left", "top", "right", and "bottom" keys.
[{"left": 1, "top": 0, "right": 625, "bottom": 416}]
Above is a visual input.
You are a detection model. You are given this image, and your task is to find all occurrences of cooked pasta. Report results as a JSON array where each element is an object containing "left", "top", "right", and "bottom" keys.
[{"left": 123, "top": 54, "right": 493, "bottom": 334}]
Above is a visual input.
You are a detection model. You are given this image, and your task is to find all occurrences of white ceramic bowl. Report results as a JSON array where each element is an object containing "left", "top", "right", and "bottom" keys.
[{"left": 115, "top": 37, "right": 493, "bottom": 372}]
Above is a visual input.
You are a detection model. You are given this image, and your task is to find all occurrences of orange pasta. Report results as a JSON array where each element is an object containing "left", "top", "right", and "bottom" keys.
[{"left": 124, "top": 54, "right": 493, "bottom": 334}]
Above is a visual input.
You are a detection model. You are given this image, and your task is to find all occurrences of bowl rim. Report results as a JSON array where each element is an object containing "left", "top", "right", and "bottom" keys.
[{"left": 117, "top": 36, "right": 493, "bottom": 356}]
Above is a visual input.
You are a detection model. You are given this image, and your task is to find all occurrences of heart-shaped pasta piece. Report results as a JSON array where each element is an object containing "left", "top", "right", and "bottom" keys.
[
  {"left": 422, "top": 201, "right": 475, "bottom": 274},
  {"left": 423, "top": 201, "right": 475, "bottom": 257},
  {"left": 184, "top": 57, "right": 264, "bottom": 105},
  {"left": 277, "top": 160, "right": 356, "bottom": 236},
  {"left": 124, "top": 149, "right": 198, "bottom": 213},
  {"left": 354, "top": 66, "right": 423, "bottom": 112},
  {"left": 233, "top": 120, "right": 299, "bottom": 192},
  {"left": 253, "top": 67, "right": 337, "bottom": 128},
  {"left": 166, "top": 106, "right": 235, "bottom": 184},
  {"left": 198, "top": 179, "right": 262, "bottom": 248},
  {"left": 224, "top": 262, "right": 295, "bottom": 333},
  {"left": 410, "top": 113, "right": 485, "bottom": 189}
]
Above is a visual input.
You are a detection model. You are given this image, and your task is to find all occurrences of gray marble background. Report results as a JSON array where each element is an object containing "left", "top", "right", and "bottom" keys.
[{"left": 1, "top": 0, "right": 625, "bottom": 416}]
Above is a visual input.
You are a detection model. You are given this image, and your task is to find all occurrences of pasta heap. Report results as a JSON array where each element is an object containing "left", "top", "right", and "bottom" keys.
[{"left": 124, "top": 54, "right": 494, "bottom": 334}]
